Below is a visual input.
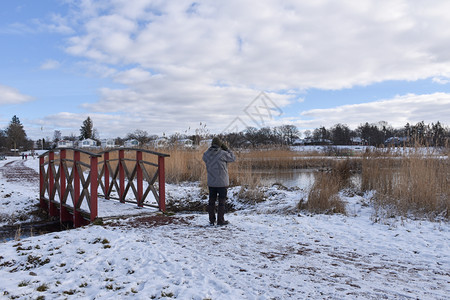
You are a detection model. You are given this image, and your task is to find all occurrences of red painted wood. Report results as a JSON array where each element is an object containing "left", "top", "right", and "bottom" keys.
[
  {"left": 48, "top": 152, "right": 58, "bottom": 217},
  {"left": 119, "top": 149, "right": 125, "bottom": 203},
  {"left": 90, "top": 155, "right": 98, "bottom": 222},
  {"left": 137, "top": 151, "right": 143, "bottom": 206},
  {"left": 104, "top": 152, "right": 110, "bottom": 199},
  {"left": 40, "top": 148, "right": 169, "bottom": 227},
  {"left": 158, "top": 156, "right": 166, "bottom": 212},
  {"left": 73, "top": 151, "right": 82, "bottom": 227},
  {"left": 39, "top": 156, "right": 46, "bottom": 210},
  {"left": 59, "top": 150, "right": 71, "bottom": 222}
]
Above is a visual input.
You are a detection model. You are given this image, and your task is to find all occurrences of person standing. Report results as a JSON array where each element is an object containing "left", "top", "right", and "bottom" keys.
[{"left": 202, "top": 137, "right": 236, "bottom": 225}]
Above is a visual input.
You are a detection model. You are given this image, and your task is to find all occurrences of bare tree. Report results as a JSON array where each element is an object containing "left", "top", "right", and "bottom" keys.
[
  {"left": 276, "top": 125, "right": 300, "bottom": 145},
  {"left": 53, "top": 130, "right": 62, "bottom": 143},
  {"left": 126, "top": 129, "right": 151, "bottom": 145}
]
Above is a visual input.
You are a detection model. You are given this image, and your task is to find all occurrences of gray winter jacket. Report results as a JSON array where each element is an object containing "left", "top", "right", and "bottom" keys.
[{"left": 202, "top": 145, "right": 236, "bottom": 187}]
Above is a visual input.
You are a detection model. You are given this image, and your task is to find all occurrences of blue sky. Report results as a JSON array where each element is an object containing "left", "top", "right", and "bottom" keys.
[{"left": 1, "top": 0, "right": 450, "bottom": 140}]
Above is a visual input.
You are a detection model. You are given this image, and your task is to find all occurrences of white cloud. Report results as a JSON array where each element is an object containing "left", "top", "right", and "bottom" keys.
[
  {"left": 40, "top": 59, "right": 61, "bottom": 70},
  {"left": 46, "top": 13, "right": 75, "bottom": 34},
  {"left": 63, "top": 0, "right": 450, "bottom": 89},
  {"left": 0, "top": 84, "right": 34, "bottom": 105},
  {"left": 298, "top": 93, "right": 450, "bottom": 129},
  {"left": 432, "top": 76, "right": 450, "bottom": 84},
  {"left": 24, "top": 0, "right": 450, "bottom": 138}
]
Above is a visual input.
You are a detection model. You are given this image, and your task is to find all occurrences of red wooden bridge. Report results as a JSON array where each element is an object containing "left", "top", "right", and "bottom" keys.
[{"left": 39, "top": 148, "right": 170, "bottom": 227}]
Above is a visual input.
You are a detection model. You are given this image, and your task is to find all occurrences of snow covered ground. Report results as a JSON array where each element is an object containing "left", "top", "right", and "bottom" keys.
[{"left": 0, "top": 156, "right": 449, "bottom": 299}]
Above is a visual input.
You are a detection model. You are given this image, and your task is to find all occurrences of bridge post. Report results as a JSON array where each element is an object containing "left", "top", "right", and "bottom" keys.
[
  {"left": 90, "top": 155, "right": 98, "bottom": 222},
  {"left": 48, "top": 151, "right": 58, "bottom": 217},
  {"left": 39, "top": 156, "right": 46, "bottom": 210},
  {"left": 59, "top": 149, "right": 71, "bottom": 222},
  {"left": 158, "top": 155, "right": 166, "bottom": 212},
  {"left": 103, "top": 151, "right": 110, "bottom": 199},
  {"left": 73, "top": 150, "right": 82, "bottom": 227},
  {"left": 119, "top": 149, "right": 125, "bottom": 203},
  {"left": 136, "top": 150, "right": 143, "bottom": 206}
]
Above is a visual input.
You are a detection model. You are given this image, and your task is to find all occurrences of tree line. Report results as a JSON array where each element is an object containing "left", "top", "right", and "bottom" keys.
[
  {"left": 219, "top": 121, "right": 449, "bottom": 148},
  {"left": 1, "top": 116, "right": 449, "bottom": 153}
]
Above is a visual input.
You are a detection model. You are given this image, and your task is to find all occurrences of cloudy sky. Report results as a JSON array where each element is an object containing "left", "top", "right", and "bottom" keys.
[{"left": 1, "top": 0, "right": 450, "bottom": 140}]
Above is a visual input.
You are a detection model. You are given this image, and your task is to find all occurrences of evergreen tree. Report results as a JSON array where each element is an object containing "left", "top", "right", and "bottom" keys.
[
  {"left": 0, "top": 129, "right": 6, "bottom": 151},
  {"left": 79, "top": 116, "right": 94, "bottom": 140},
  {"left": 357, "top": 122, "right": 385, "bottom": 146},
  {"left": 431, "top": 121, "right": 445, "bottom": 146},
  {"left": 331, "top": 123, "right": 352, "bottom": 145},
  {"left": 6, "top": 115, "right": 27, "bottom": 151},
  {"left": 313, "top": 126, "right": 331, "bottom": 141}
]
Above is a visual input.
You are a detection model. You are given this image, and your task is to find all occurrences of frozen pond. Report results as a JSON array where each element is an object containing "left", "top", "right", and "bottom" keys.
[
  {"left": 255, "top": 169, "right": 316, "bottom": 189},
  {"left": 248, "top": 169, "right": 361, "bottom": 189}
]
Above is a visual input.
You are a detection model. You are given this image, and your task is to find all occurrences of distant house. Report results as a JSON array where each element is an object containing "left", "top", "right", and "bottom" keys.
[
  {"left": 153, "top": 137, "right": 169, "bottom": 148},
  {"left": 79, "top": 138, "right": 97, "bottom": 148},
  {"left": 101, "top": 139, "right": 115, "bottom": 148},
  {"left": 384, "top": 137, "right": 408, "bottom": 147},
  {"left": 303, "top": 138, "right": 333, "bottom": 145},
  {"left": 350, "top": 137, "right": 367, "bottom": 145},
  {"left": 200, "top": 139, "right": 213, "bottom": 147},
  {"left": 292, "top": 138, "right": 305, "bottom": 146},
  {"left": 177, "top": 139, "right": 194, "bottom": 148},
  {"left": 124, "top": 139, "right": 139, "bottom": 147},
  {"left": 57, "top": 140, "right": 74, "bottom": 148}
]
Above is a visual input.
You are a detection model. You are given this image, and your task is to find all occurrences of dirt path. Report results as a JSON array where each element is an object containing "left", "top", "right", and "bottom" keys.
[
  {"left": 0, "top": 159, "right": 39, "bottom": 183},
  {"left": 0, "top": 159, "right": 48, "bottom": 239}
]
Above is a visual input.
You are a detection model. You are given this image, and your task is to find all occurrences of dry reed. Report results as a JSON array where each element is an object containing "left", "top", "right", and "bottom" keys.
[
  {"left": 361, "top": 149, "right": 449, "bottom": 220},
  {"left": 298, "top": 159, "right": 351, "bottom": 215},
  {"left": 46, "top": 146, "right": 449, "bottom": 219},
  {"left": 49, "top": 146, "right": 363, "bottom": 186}
]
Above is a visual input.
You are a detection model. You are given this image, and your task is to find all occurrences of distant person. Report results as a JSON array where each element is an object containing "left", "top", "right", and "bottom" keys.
[{"left": 202, "top": 137, "right": 236, "bottom": 226}]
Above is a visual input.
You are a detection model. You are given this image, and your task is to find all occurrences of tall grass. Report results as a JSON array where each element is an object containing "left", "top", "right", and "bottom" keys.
[
  {"left": 47, "top": 146, "right": 449, "bottom": 219},
  {"left": 298, "top": 159, "right": 351, "bottom": 215},
  {"left": 361, "top": 149, "right": 449, "bottom": 220},
  {"left": 51, "top": 146, "right": 363, "bottom": 185}
]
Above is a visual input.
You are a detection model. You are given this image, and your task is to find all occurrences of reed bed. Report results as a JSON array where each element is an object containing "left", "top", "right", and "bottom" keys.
[
  {"left": 361, "top": 150, "right": 449, "bottom": 220},
  {"left": 300, "top": 173, "right": 347, "bottom": 214},
  {"left": 298, "top": 159, "right": 352, "bottom": 215},
  {"left": 50, "top": 146, "right": 363, "bottom": 185},
  {"left": 46, "top": 146, "right": 449, "bottom": 219}
]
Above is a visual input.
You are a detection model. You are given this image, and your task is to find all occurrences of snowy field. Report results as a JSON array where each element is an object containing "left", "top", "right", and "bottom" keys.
[{"left": 0, "top": 156, "right": 449, "bottom": 299}]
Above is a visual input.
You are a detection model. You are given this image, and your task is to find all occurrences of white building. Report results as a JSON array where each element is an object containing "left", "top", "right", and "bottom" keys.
[
  {"left": 200, "top": 139, "right": 212, "bottom": 147},
  {"left": 292, "top": 138, "right": 305, "bottom": 146},
  {"left": 177, "top": 138, "right": 194, "bottom": 148},
  {"left": 57, "top": 140, "right": 74, "bottom": 148},
  {"left": 79, "top": 138, "right": 97, "bottom": 148},
  {"left": 124, "top": 139, "right": 139, "bottom": 147},
  {"left": 153, "top": 137, "right": 169, "bottom": 148},
  {"left": 101, "top": 139, "right": 115, "bottom": 148}
]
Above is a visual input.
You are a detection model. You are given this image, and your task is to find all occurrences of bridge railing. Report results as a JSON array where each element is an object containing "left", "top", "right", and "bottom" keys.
[{"left": 39, "top": 148, "right": 169, "bottom": 227}]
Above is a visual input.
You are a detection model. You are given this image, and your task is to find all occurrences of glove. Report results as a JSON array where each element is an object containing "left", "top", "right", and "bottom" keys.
[{"left": 221, "top": 143, "right": 228, "bottom": 151}]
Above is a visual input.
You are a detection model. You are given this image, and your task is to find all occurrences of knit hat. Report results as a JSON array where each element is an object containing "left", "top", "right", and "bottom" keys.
[{"left": 211, "top": 137, "right": 222, "bottom": 147}]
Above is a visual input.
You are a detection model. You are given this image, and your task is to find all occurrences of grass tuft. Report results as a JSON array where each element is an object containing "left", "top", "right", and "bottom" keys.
[
  {"left": 300, "top": 172, "right": 347, "bottom": 215},
  {"left": 36, "top": 284, "right": 48, "bottom": 292}
]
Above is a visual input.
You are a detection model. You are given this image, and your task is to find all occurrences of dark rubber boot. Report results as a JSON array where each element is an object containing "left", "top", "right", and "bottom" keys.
[
  {"left": 207, "top": 204, "right": 216, "bottom": 225},
  {"left": 217, "top": 202, "right": 228, "bottom": 225}
]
